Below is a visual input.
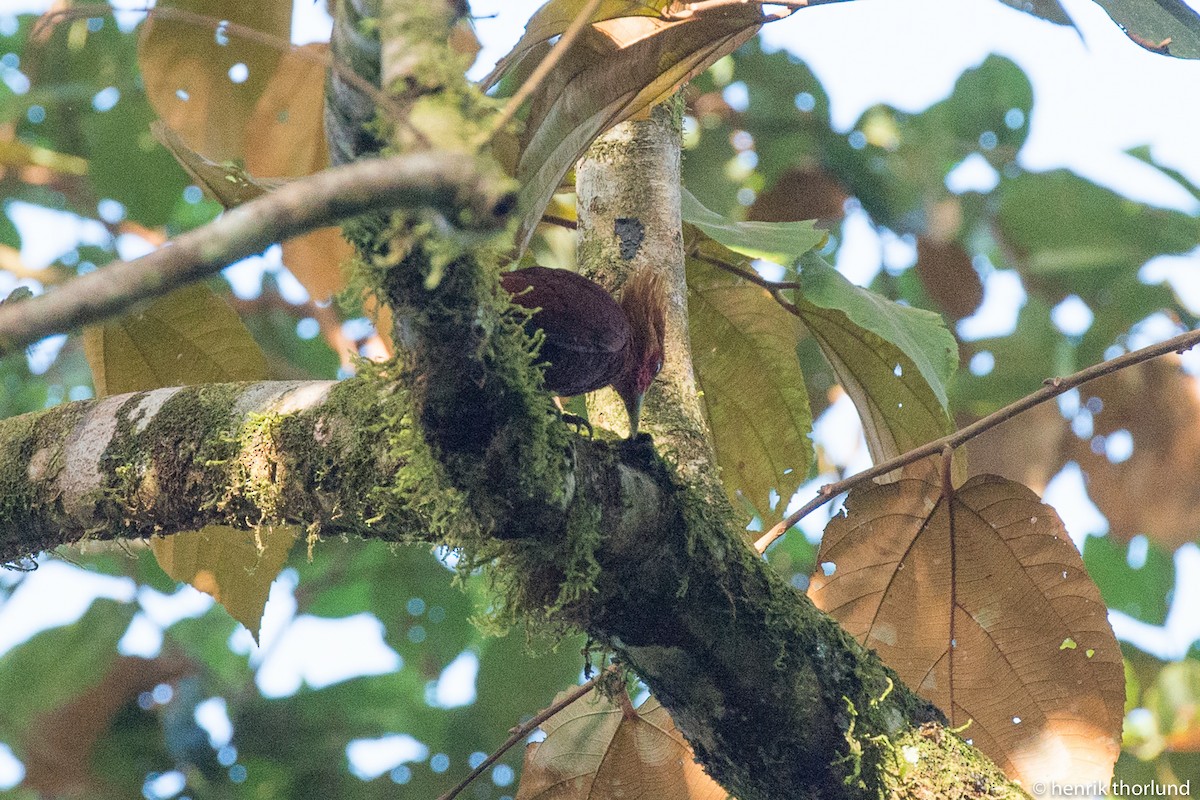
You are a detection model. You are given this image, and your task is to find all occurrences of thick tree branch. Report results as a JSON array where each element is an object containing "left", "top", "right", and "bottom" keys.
[{"left": 0, "top": 151, "right": 513, "bottom": 355}]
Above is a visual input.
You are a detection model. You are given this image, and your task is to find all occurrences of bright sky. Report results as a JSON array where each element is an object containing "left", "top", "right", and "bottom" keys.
[{"left": 3, "top": 0, "right": 1200, "bottom": 790}]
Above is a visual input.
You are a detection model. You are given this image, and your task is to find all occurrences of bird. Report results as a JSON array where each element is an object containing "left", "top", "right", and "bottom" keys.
[{"left": 502, "top": 266, "right": 667, "bottom": 437}]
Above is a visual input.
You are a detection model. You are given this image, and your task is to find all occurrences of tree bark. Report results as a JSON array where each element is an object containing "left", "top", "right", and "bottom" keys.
[{"left": 0, "top": 2, "right": 1030, "bottom": 798}]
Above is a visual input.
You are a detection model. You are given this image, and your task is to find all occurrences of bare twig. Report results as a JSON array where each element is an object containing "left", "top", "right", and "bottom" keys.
[
  {"left": 0, "top": 152, "right": 513, "bottom": 354},
  {"left": 754, "top": 324, "right": 1200, "bottom": 553},
  {"left": 434, "top": 665, "right": 618, "bottom": 800},
  {"left": 477, "top": 0, "right": 605, "bottom": 146}
]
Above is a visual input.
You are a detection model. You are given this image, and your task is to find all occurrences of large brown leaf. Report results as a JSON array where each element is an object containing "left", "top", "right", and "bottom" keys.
[
  {"left": 244, "top": 43, "right": 352, "bottom": 302},
  {"left": 511, "top": 4, "right": 763, "bottom": 251},
  {"left": 138, "top": 0, "right": 293, "bottom": 161},
  {"left": 966, "top": 358, "right": 1200, "bottom": 549},
  {"left": 515, "top": 691, "right": 727, "bottom": 800},
  {"left": 809, "top": 473, "right": 1123, "bottom": 789}
]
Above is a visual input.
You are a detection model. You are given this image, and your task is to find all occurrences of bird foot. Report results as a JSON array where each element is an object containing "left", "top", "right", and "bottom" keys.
[{"left": 559, "top": 412, "right": 593, "bottom": 438}]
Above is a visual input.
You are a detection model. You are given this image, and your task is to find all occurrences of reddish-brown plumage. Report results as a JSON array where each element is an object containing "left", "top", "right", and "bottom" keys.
[{"left": 503, "top": 266, "right": 667, "bottom": 434}]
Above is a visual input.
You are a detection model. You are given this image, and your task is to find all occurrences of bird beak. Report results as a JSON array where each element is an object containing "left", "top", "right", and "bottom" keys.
[{"left": 623, "top": 393, "right": 644, "bottom": 438}]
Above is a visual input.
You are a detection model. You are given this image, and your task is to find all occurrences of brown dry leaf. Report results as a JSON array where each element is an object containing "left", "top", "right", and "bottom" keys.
[
  {"left": 23, "top": 654, "right": 192, "bottom": 798},
  {"left": 152, "top": 524, "right": 298, "bottom": 641},
  {"left": 242, "top": 43, "right": 355, "bottom": 303},
  {"left": 244, "top": 43, "right": 329, "bottom": 178},
  {"left": 915, "top": 236, "right": 983, "bottom": 319},
  {"left": 512, "top": 4, "right": 762, "bottom": 251},
  {"left": 515, "top": 691, "right": 728, "bottom": 800},
  {"left": 282, "top": 227, "right": 355, "bottom": 304},
  {"left": 809, "top": 473, "right": 1123, "bottom": 789},
  {"left": 1066, "top": 358, "right": 1200, "bottom": 548},
  {"left": 748, "top": 166, "right": 848, "bottom": 225},
  {"left": 138, "top": 0, "right": 293, "bottom": 161},
  {"left": 482, "top": 0, "right": 672, "bottom": 89}
]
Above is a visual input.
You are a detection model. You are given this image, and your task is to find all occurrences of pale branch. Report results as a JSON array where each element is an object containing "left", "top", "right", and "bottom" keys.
[
  {"left": 755, "top": 322, "right": 1200, "bottom": 553},
  {"left": 0, "top": 151, "right": 513, "bottom": 355}
]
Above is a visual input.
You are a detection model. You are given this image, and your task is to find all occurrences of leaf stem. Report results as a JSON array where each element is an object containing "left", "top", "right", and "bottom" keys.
[{"left": 754, "top": 324, "right": 1200, "bottom": 553}]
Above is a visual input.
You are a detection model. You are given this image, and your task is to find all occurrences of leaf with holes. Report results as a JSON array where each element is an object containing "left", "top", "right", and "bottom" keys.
[
  {"left": 515, "top": 691, "right": 727, "bottom": 800},
  {"left": 809, "top": 473, "right": 1124, "bottom": 789},
  {"left": 686, "top": 227, "right": 813, "bottom": 523}
]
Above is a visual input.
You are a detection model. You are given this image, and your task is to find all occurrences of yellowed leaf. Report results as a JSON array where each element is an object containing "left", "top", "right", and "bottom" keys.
[
  {"left": 83, "top": 282, "right": 267, "bottom": 396},
  {"left": 151, "top": 525, "right": 298, "bottom": 640},
  {"left": 809, "top": 473, "right": 1124, "bottom": 789},
  {"left": 686, "top": 242, "right": 812, "bottom": 523},
  {"left": 151, "top": 121, "right": 275, "bottom": 208},
  {"left": 244, "top": 43, "right": 329, "bottom": 179},
  {"left": 82, "top": 282, "right": 286, "bottom": 636},
  {"left": 516, "top": 691, "right": 727, "bottom": 800},
  {"left": 138, "top": 0, "right": 293, "bottom": 161}
]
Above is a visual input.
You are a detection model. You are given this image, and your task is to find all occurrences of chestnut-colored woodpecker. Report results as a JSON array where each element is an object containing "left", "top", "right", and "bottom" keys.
[{"left": 502, "top": 266, "right": 666, "bottom": 436}]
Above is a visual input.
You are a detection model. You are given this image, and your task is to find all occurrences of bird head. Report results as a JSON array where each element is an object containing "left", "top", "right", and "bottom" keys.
[{"left": 612, "top": 269, "right": 667, "bottom": 436}]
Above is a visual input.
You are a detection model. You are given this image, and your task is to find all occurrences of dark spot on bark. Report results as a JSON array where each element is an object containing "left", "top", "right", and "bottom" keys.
[{"left": 614, "top": 217, "right": 644, "bottom": 261}]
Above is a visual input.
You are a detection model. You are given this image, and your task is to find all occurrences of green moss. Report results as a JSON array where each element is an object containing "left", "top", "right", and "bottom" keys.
[{"left": 0, "top": 401, "right": 93, "bottom": 559}]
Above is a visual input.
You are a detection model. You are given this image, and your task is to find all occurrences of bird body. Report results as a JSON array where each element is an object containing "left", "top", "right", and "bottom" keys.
[{"left": 502, "top": 265, "right": 666, "bottom": 435}]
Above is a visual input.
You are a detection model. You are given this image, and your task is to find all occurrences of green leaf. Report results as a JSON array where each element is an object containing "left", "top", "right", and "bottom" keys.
[
  {"left": 681, "top": 187, "right": 826, "bottom": 265},
  {"left": 795, "top": 295, "right": 954, "bottom": 475},
  {"left": 686, "top": 228, "right": 814, "bottom": 521},
  {"left": 0, "top": 599, "right": 134, "bottom": 747},
  {"left": 796, "top": 254, "right": 957, "bottom": 407},
  {"left": 1092, "top": 0, "right": 1200, "bottom": 58},
  {"left": 999, "top": 169, "right": 1200, "bottom": 275},
  {"left": 996, "top": 0, "right": 1075, "bottom": 26},
  {"left": 1083, "top": 535, "right": 1175, "bottom": 626},
  {"left": 83, "top": 281, "right": 268, "bottom": 396}
]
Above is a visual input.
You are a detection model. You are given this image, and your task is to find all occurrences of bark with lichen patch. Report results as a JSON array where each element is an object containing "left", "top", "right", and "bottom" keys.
[{"left": 0, "top": 2, "right": 1034, "bottom": 798}]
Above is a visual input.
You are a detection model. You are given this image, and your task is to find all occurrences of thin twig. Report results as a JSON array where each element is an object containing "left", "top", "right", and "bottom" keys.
[
  {"left": 0, "top": 152, "right": 511, "bottom": 354},
  {"left": 434, "top": 665, "right": 617, "bottom": 800},
  {"left": 477, "top": 0, "right": 605, "bottom": 147},
  {"left": 691, "top": 247, "right": 803, "bottom": 290},
  {"left": 540, "top": 214, "right": 578, "bottom": 230},
  {"left": 754, "top": 323, "right": 1200, "bottom": 553}
]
